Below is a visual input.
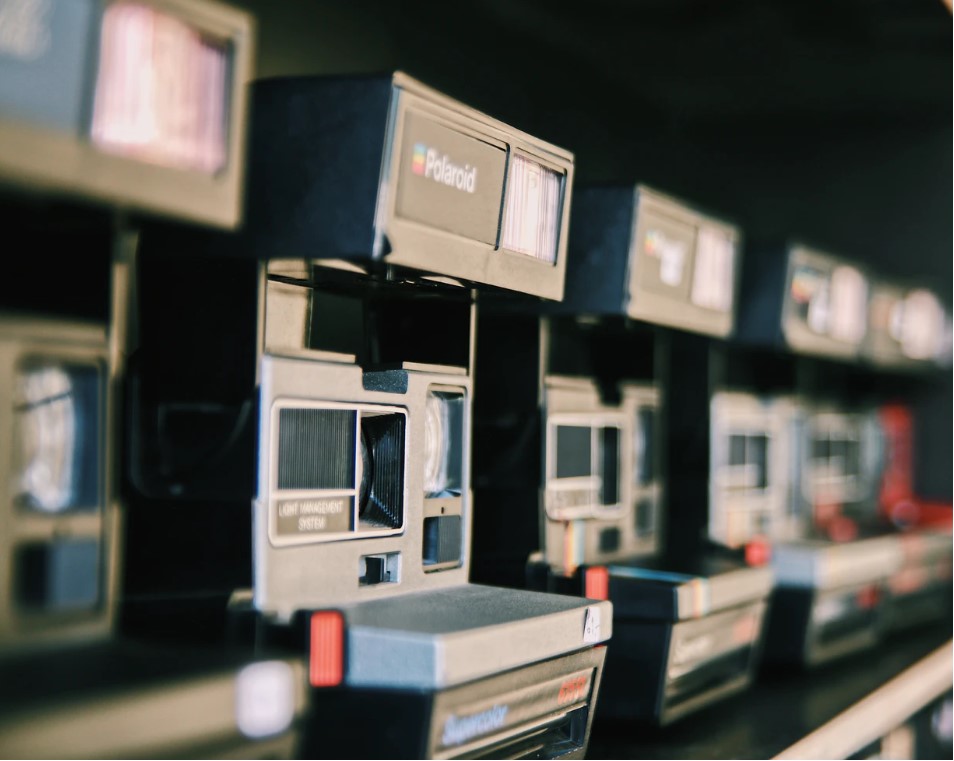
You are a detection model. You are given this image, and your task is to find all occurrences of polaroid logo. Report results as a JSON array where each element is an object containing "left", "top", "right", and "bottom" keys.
[
  {"left": 441, "top": 704, "right": 508, "bottom": 747},
  {"left": 411, "top": 143, "right": 477, "bottom": 193},
  {"left": 673, "top": 633, "right": 714, "bottom": 666}
]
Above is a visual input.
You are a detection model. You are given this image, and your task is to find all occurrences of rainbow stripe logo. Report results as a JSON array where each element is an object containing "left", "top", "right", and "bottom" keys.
[{"left": 412, "top": 143, "right": 427, "bottom": 175}]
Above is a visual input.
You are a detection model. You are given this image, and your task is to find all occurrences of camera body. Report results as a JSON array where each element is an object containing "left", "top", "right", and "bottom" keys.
[
  {"left": 763, "top": 399, "right": 902, "bottom": 667},
  {"left": 476, "top": 182, "right": 774, "bottom": 726},
  {"left": 737, "top": 242, "right": 869, "bottom": 360},
  {"left": 708, "top": 391, "right": 790, "bottom": 551},
  {"left": 875, "top": 404, "right": 953, "bottom": 633},
  {"left": 128, "top": 72, "right": 612, "bottom": 758},
  {"left": 798, "top": 405, "right": 883, "bottom": 538},
  {"left": 240, "top": 72, "right": 572, "bottom": 300},
  {"left": 555, "top": 185, "right": 739, "bottom": 337},
  {"left": 542, "top": 376, "right": 661, "bottom": 571},
  {"left": 127, "top": 69, "right": 581, "bottom": 624},
  {"left": 254, "top": 329, "right": 472, "bottom": 615}
]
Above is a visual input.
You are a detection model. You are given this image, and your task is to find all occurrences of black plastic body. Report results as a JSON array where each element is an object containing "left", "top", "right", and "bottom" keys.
[
  {"left": 471, "top": 309, "right": 544, "bottom": 589},
  {"left": 762, "top": 583, "right": 888, "bottom": 668},
  {"left": 242, "top": 76, "right": 393, "bottom": 264},
  {"left": 527, "top": 558, "right": 768, "bottom": 726},
  {"left": 546, "top": 186, "right": 636, "bottom": 317},
  {"left": 733, "top": 240, "right": 790, "bottom": 349},
  {"left": 299, "top": 645, "right": 606, "bottom": 759},
  {"left": 122, "top": 231, "right": 260, "bottom": 639}
]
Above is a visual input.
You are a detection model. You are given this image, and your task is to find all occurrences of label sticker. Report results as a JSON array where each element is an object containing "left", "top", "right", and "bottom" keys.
[
  {"left": 441, "top": 704, "right": 509, "bottom": 748},
  {"left": 275, "top": 496, "right": 353, "bottom": 536},
  {"left": 395, "top": 111, "right": 506, "bottom": 246},
  {"left": 583, "top": 605, "right": 602, "bottom": 644}
]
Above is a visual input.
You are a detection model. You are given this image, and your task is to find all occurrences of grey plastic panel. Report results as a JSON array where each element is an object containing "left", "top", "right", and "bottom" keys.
[
  {"left": 255, "top": 353, "right": 473, "bottom": 616},
  {"left": 380, "top": 74, "right": 573, "bottom": 300},
  {"left": 627, "top": 186, "right": 740, "bottom": 337},
  {"left": 772, "top": 535, "right": 903, "bottom": 590},
  {"left": 543, "top": 377, "right": 662, "bottom": 571},
  {"left": 781, "top": 245, "right": 869, "bottom": 359},
  {"left": 343, "top": 584, "right": 612, "bottom": 689},
  {"left": 709, "top": 391, "right": 790, "bottom": 549}
]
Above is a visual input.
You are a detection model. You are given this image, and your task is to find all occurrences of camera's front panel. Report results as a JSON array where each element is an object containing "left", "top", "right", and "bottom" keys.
[
  {"left": 379, "top": 79, "right": 573, "bottom": 301},
  {"left": 302, "top": 644, "right": 605, "bottom": 760},
  {"left": 627, "top": 188, "right": 739, "bottom": 338},
  {"left": 802, "top": 409, "right": 879, "bottom": 537},
  {"left": 804, "top": 581, "right": 885, "bottom": 666},
  {"left": 782, "top": 247, "right": 868, "bottom": 360},
  {"left": 542, "top": 378, "right": 660, "bottom": 572},
  {"left": 255, "top": 354, "right": 471, "bottom": 615},
  {"left": 709, "top": 392, "right": 789, "bottom": 550},
  {"left": 0, "top": 320, "right": 114, "bottom": 649},
  {"left": 661, "top": 599, "right": 766, "bottom": 723}
]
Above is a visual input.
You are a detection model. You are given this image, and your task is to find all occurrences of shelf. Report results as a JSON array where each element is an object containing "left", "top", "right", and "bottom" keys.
[{"left": 588, "top": 624, "right": 952, "bottom": 760}]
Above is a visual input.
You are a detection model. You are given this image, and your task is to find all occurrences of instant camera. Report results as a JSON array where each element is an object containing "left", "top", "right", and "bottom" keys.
[
  {"left": 762, "top": 399, "right": 902, "bottom": 666},
  {"left": 875, "top": 403, "right": 952, "bottom": 633},
  {"left": 0, "top": 4, "right": 309, "bottom": 755},
  {"left": 475, "top": 185, "right": 772, "bottom": 726},
  {"left": 708, "top": 391, "right": 789, "bottom": 555},
  {"left": 127, "top": 72, "right": 611, "bottom": 758},
  {"left": 734, "top": 242, "right": 905, "bottom": 666},
  {"left": 864, "top": 279, "right": 951, "bottom": 632}
]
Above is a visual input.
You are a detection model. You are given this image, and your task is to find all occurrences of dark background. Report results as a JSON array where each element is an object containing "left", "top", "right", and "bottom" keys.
[{"left": 231, "top": 0, "right": 952, "bottom": 497}]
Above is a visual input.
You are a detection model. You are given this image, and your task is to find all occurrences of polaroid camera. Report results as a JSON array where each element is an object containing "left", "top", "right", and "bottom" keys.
[
  {"left": 0, "top": 3, "right": 308, "bottom": 757},
  {"left": 734, "top": 243, "right": 904, "bottom": 667},
  {"left": 863, "top": 277, "right": 952, "bottom": 633},
  {"left": 128, "top": 72, "right": 611, "bottom": 759},
  {"left": 474, "top": 185, "right": 772, "bottom": 726},
  {"left": 876, "top": 403, "right": 953, "bottom": 632}
]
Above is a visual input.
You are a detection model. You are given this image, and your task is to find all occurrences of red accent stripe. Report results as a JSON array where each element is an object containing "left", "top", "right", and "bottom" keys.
[
  {"left": 745, "top": 538, "right": 771, "bottom": 567},
  {"left": 584, "top": 566, "right": 609, "bottom": 600},
  {"left": 310, "top": 611, "right": 344, "bottom": 687}
]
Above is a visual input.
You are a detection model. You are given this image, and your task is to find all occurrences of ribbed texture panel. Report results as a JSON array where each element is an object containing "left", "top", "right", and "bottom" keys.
[
  {"left": 423, "top": 515, "right": 462, "bottom": 566},
  {"left": 277, "top": 408, "right": 356, "bottom": 490}
]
